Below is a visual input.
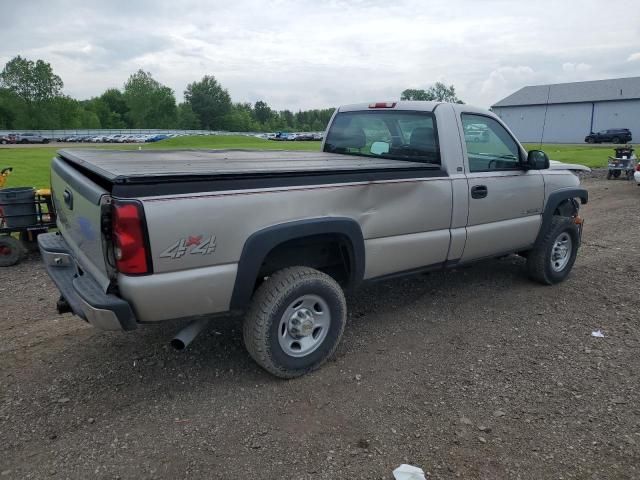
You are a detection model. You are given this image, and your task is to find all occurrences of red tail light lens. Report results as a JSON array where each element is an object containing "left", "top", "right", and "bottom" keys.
[
  {"left": 368, "top": 102, "right": 396, "bottom": 108},
  {"left": 112, "top": 200, "right": 151, "bottom": 275}
]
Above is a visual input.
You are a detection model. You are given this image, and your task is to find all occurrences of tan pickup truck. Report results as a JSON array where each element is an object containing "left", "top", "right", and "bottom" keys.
[{"left": 38, "top": 101, "right": 588, "bottom": 377}]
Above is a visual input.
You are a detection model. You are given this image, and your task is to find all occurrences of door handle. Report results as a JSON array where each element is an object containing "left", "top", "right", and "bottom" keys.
[{"left": 471, "top": 185, "right": 488, "bottom": 199}]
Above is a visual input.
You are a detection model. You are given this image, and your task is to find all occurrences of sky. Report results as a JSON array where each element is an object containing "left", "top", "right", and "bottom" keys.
[{"left": 1, "top": 0, "right": 640, "bottom": 111}]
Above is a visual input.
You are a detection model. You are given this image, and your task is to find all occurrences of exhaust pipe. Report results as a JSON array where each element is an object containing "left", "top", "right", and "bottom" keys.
[{"left": 170, "top": 318, "right": 211, "bottom": 351}]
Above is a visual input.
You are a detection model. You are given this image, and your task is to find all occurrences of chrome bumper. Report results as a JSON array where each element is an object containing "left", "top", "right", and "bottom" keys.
[{"left": 38, "top": 232, "right": 137, "bottom": 331}]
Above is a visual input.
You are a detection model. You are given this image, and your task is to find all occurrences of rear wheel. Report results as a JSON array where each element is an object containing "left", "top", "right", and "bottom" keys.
[
  {"left": 243, "top": 267, "right": 347, "bottom": 378},
  {"left": 0, "top": 236, "right": 23, "bottom": 267},
  {"left": 612, "top": 136, "right": 620, "bottom": 144},
  {"left": 586, "top": 137, "right": 595, "bottom": 144},
  {"left": 526, "top": 216, "right": 579, "bottom": 285},
  {"left": 613, "top": 170, "right": 621, "bottom": 178}
]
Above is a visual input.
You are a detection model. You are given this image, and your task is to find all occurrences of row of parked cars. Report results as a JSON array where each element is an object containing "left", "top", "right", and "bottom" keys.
[
  {"left": 264, "top": 132, "right": 324, "bottom": 141},
  {"left": 0, "top": 133, "right": 185, "bottom": 144},
  {"left": 56, "top": 133, "right": 180, "bottom": 143}
]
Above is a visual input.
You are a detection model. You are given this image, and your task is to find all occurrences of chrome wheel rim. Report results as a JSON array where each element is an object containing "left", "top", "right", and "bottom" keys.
[
  {"left": 278, "top": 294, "right": 331, "bottom": 358},
  {"left": 550, "top": 232, "right": 572, "bottom": 272}
]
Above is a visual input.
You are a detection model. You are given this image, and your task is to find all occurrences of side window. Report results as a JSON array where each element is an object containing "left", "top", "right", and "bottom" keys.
[{"left": 462, "top": 114, "right": 522, "bottom": 172}]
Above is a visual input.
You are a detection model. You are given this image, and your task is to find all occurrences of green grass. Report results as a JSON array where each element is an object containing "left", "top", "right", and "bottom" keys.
[
  {"left": 0, "top": 136, "right": 612, "bottom": 189},
  {"left": 523, "top": 144, "right": 613, "bottom": 169},
  {"left": 1, "top": 148, "right": 57, "bottom": 189}
]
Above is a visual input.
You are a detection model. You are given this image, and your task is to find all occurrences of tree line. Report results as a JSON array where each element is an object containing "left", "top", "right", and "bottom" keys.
[
  {"left": 0, "top": 56, "right": 463, "bottom": 132},
  {"left": 0, "top": 56, "right": 335, "bottom": 132}
]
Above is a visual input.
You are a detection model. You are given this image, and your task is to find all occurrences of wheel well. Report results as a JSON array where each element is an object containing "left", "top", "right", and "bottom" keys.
[
  {"left": 257, "top": 234, "right": 353, "bottom": 288},
  {"left": 554, "top": 198, "right": 579, "bottom": 217}
]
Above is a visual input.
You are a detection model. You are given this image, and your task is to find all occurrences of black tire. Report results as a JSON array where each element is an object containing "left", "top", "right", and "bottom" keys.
[
  {"left": 526, "top": 216, "right": 580, "bottom": 285},
  {"left": 243, "top": 266, "right": 347, "bottom": 378},
  {"left": 0, "top": 236, "right": 24, "bottom": 267},
  {"left": 613, "top": 170, "right": 621, "bottom": 178},
  {"left": 606, "top": 171, "right": 612, "bottom": 180},
  {"left": 586, "top": 137, "right": 595, "bottom": 144},
  {"left": 20, "top": 139, "right": 28, "bottom": 144},
  {"left": 0, "top": 139, "right": 7, "bottom": 145},
  {"left": 43, "top": 138, "right": 49, "bottom": 144},
  {"left": 612, "top": 137, "right": 620, "bottom": 144}
]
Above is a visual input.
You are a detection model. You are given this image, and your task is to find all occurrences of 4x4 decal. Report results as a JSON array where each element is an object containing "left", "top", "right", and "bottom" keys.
[{"left": 160, "top": 235, "right": 216, "bottom": 259}]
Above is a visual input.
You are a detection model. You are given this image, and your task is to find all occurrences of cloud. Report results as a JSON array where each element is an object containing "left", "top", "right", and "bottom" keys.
[
  {"left": 481, "top": 66, "right": 548, "bottom": 104},
  {"left": 562, "top": 62, "right": 592, "bottom": 73},
  {"left": 1, "top": 0, "right": 640, "bottom": 109},
  {"left": 628, "top": 52, "right": 640, "bottom": 62}
]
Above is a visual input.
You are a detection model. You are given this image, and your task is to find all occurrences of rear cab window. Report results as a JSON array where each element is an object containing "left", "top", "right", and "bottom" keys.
[
  {"left": 323, "top": 110, "right": 441, "bottom": 168},
  {"left": 461, "top": 114, "right": 523, "bottom": 172}
]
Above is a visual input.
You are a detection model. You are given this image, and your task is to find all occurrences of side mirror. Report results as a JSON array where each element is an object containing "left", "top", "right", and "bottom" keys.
[{"left": 526, "top": 150, "right": 550, "bottom": 170}]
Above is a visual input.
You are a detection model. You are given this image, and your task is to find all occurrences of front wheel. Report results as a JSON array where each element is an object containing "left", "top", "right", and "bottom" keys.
[
  {"left": 243, "top": 267, "right": 347, "bottom": 378},
  {"left": 526, "top": 216, "right": 580, "bottom": 285},
  {"left": 612, "top": 137, "right": 620, "bottom": 144}
]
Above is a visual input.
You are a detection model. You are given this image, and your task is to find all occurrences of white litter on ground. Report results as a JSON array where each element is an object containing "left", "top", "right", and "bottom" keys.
[
  {"left": 591, "top": 330, "right": 605, "bottom": 338},
  {"left": 393, "top": 464, "right": 427, "bottom": 480}
]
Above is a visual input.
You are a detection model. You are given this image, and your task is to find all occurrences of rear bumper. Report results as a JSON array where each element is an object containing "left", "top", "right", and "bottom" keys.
[{"left": 38, "top": 232, "right": 137, "bottom": 331}]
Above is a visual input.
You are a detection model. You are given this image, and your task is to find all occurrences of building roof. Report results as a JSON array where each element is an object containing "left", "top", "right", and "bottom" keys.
[{"left": 492, "top": 76, "right": 640, "bottom": 108}]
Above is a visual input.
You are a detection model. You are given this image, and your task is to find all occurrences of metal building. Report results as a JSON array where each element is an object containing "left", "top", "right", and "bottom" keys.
[{"left": 491, "top": 77, "right": 640, "bottom": 143}]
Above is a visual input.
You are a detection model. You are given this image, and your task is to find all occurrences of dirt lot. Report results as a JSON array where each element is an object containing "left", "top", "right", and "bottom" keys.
[{"left": 1, "top": 173, "right": 639, "bottom": 479}]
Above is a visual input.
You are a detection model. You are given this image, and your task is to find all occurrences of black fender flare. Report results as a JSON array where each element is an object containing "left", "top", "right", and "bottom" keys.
[
  {"left": 229, "top": 217, "right": 365, "bottom": 311},
  {"left": 535, "top": 188, "right": 588, "bottom": 246}
]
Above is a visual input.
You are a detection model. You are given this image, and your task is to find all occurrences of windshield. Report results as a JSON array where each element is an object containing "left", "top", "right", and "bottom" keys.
[{"left": 323, "top": 111, "right": 440, "bottom": 166}]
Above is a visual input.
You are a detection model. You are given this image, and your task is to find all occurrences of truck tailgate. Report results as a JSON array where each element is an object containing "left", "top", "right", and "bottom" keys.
[{"left": 51, "top": 156, "right": 111, "bottom": 291}]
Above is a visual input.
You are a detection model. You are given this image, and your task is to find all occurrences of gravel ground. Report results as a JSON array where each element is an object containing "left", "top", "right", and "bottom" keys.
[{"left": 1, "top": 173, "right": 639, "bottom": 479}]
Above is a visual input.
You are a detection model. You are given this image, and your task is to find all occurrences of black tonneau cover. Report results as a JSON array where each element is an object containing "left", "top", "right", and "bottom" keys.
[
  {"left": 57, "top": 149, "right": 437, "bottom": 184},
  {"left": 56, "top": 149, "right": 444, "bottom": 197}
]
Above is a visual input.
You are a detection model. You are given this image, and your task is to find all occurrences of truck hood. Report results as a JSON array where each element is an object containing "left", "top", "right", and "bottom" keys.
[{"left": 548, "top": 160, "right": 591, "bottom": 172}]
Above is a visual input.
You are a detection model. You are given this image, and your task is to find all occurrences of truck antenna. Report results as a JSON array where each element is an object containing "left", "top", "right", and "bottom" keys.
[{"left": 539, "top": 85, "right": 551, "bottom": 148}]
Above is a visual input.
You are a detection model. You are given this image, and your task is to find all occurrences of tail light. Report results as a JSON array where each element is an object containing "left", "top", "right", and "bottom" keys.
[
  {"left": 369, "top": 102, "right": 396, "bottom": 108},
  {"left": 111, "top": 200, "right": 152, "bottom": 275}
]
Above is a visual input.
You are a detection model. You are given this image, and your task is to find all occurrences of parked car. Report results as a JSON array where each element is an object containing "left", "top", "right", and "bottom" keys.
[
  {"left": 270, "top": 131, "right": 291, "bottom": 141},
  {"left": 0, "top": 134, "right": 16, "bottom": 144},
  {"left": 585, "top": 128, "right": 632, "bottom": 144},
  {"left": 464, "top": 124, "right": 489, "bottom": 143},
  {"left": 16, "top": 133, "right": 49, "bottom": 144},
  {"left": 39, "top": 101, "right": 588, "bottom": 378},
  {"left": 294, "top": 133, "right": 315, "bottom": 141}
]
